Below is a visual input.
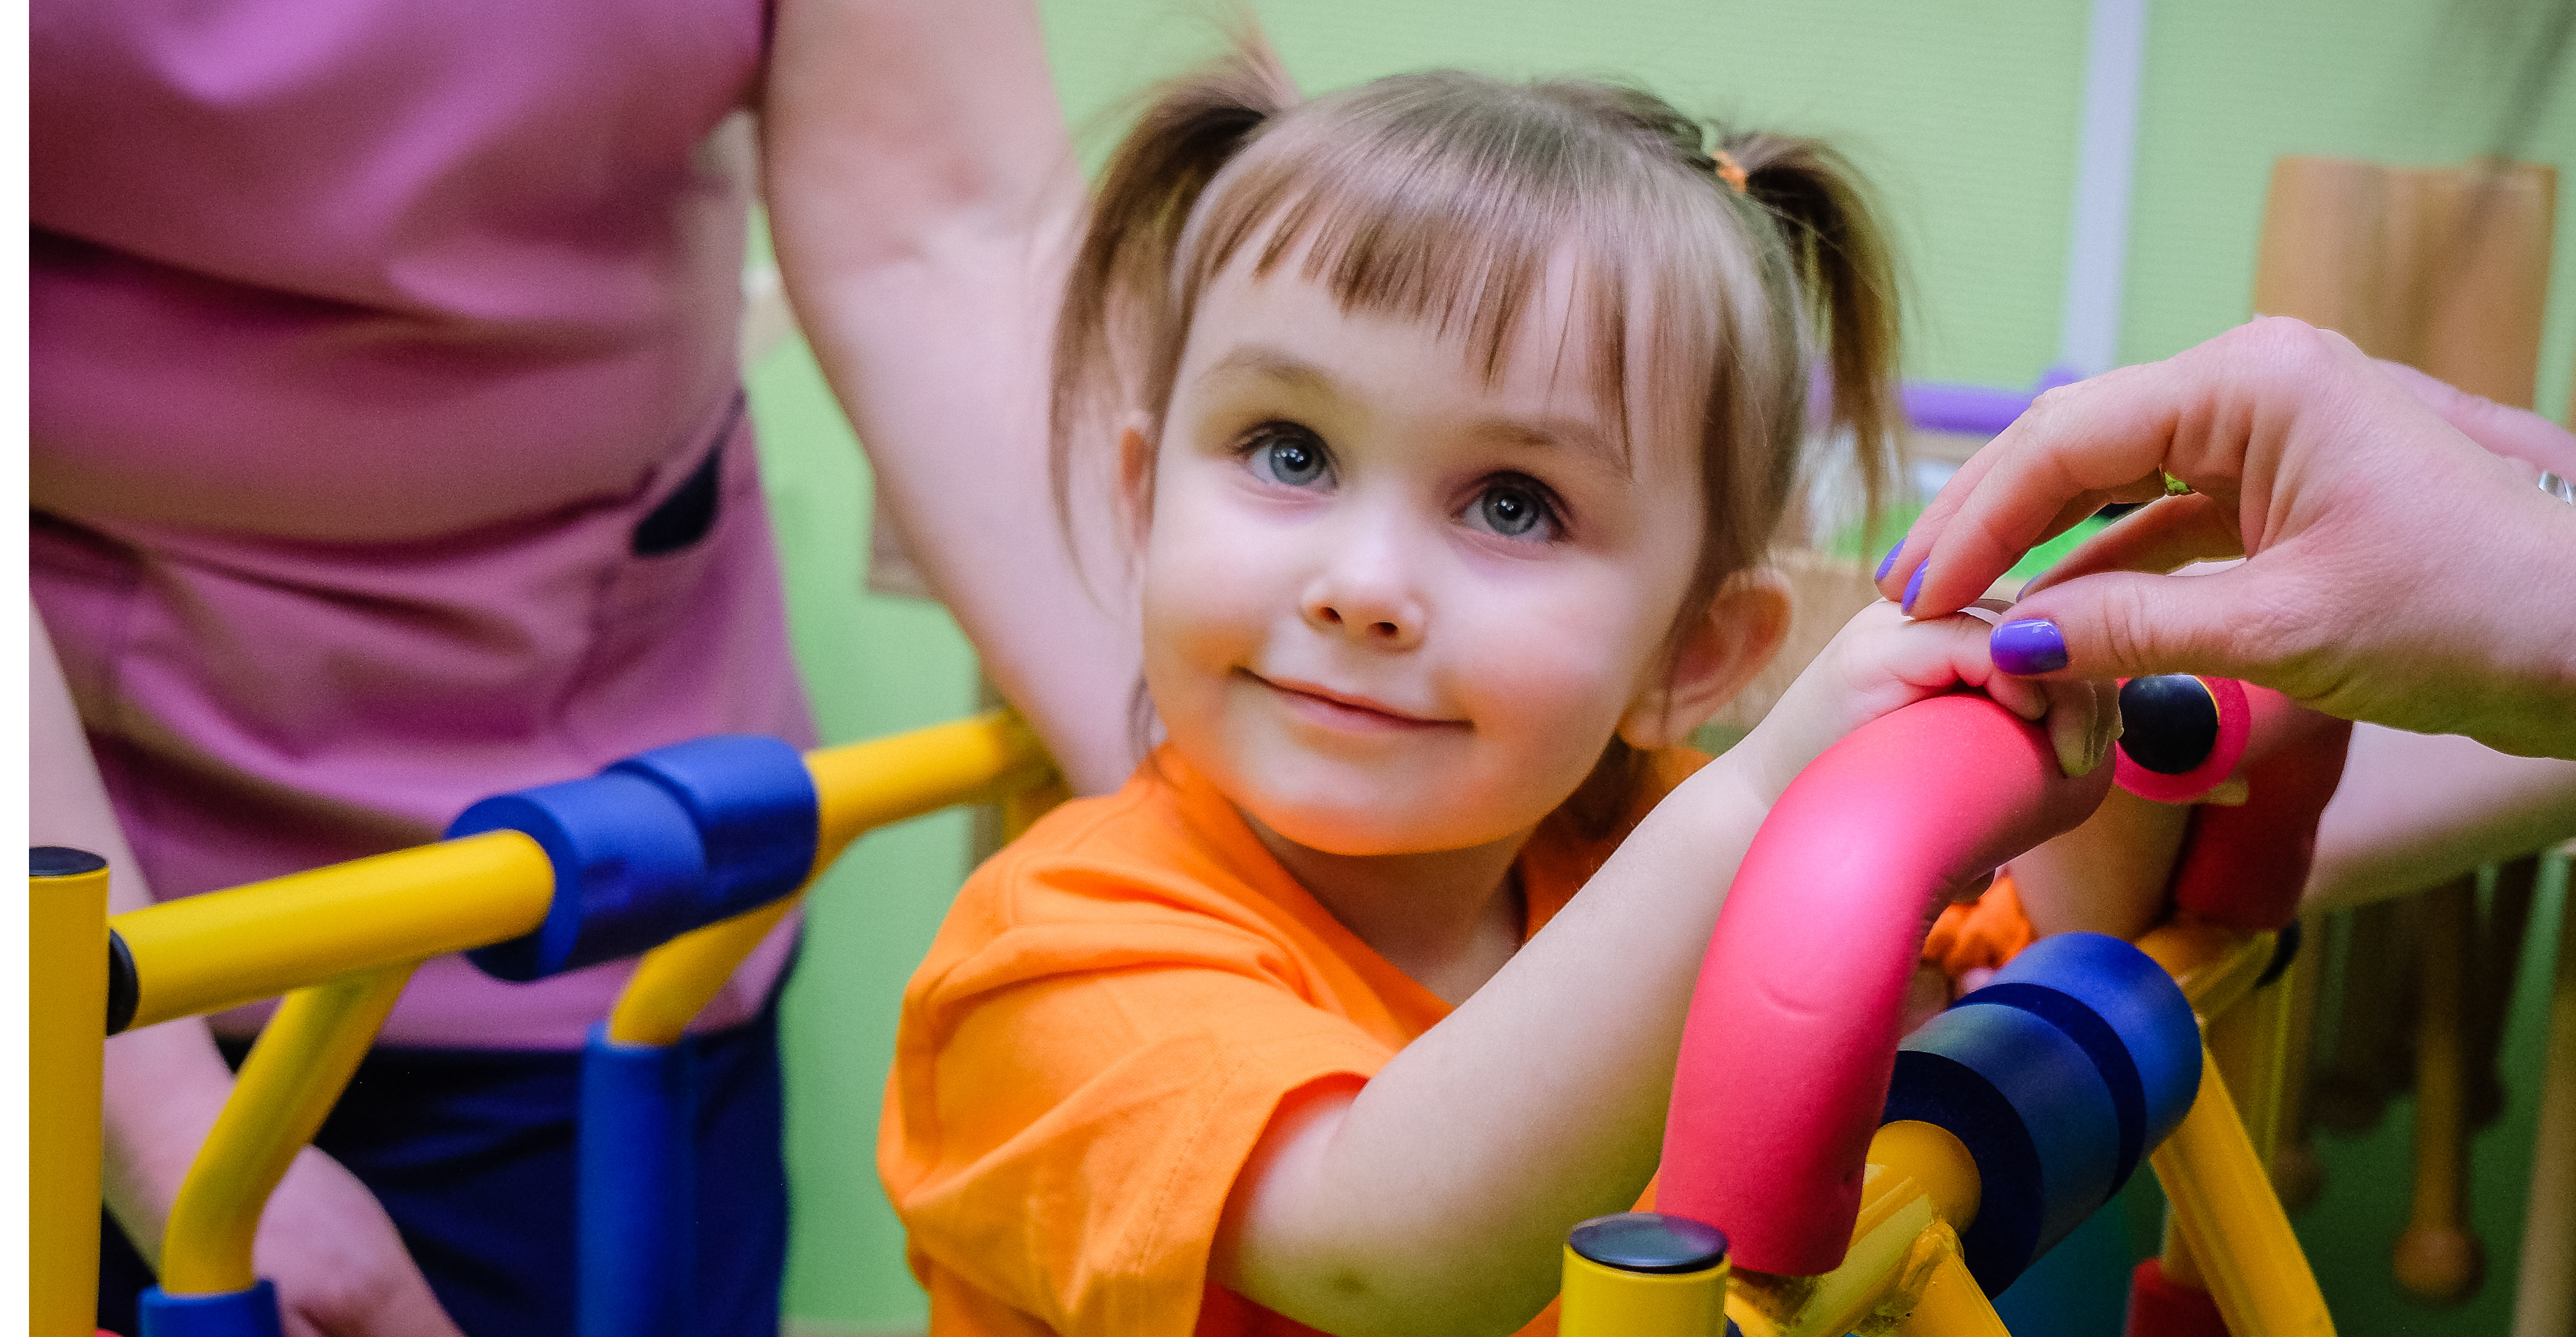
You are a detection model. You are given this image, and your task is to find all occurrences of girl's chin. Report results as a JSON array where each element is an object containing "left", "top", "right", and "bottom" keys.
[{"left": 1239, "top": 793, "right": 1519, "bottom": 859}]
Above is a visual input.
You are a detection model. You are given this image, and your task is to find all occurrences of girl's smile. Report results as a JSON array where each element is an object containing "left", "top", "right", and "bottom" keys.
[{"left": 1243, "top": 670, "right": 1468, "bottom": 734}]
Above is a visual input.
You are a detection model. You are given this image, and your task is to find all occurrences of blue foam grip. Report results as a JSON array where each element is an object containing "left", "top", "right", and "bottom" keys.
[
  {"left": 452, "top": 772, "right": 710, "bottom": 981},
  {"left": 608, "top": 734, "right": 819, "bottom": 921},
  {"left": 1884, "top": 1003, "right": 2120, "bottom": 1294},
  {"left": 1978, "top": 932, "right": 2201, "bottom": 1166},
  {"left": 578, "top": 1024, "right": 697, "bottom": 1337},
  {"left": 139, "top": 1281, "right": 284, "bottom": 1337}
]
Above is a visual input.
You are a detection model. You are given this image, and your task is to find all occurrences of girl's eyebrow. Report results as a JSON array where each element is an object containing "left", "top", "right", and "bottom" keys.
[
  {"left": 1202, "top": 344, "right": 1623, "bottom": 474},
  {"left": 1200, "top": 344, "right": 1337, "bottom": 397}
]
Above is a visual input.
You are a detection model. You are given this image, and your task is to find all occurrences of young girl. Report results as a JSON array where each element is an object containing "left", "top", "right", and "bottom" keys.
[{"left": 881, "top": 39, "right": 2115, "bottom": 1337}]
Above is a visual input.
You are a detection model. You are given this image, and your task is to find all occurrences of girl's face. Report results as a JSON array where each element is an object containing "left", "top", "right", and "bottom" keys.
[{"left": 1139, "top": 252, "right": 1725, "bottom": 856}]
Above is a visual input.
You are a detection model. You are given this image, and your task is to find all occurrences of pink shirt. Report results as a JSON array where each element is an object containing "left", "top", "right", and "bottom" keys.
[{"left": 33, "top": 0, "right": 809, "bottom": 1047}]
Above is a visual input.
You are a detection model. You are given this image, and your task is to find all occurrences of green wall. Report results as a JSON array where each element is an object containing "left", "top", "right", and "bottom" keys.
[{"left": 754, "top": 4, "right": 2574, "bottom": 1330}]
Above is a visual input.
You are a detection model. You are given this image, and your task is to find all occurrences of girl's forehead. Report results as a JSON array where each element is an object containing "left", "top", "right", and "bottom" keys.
[{"left": 1185, "top": 239, "right": 1682, "bottom": 454}]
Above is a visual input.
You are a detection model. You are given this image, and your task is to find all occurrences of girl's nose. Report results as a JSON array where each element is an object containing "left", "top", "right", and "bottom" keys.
[{"left": 1301, "top": 539, "right": 1425, "bottom": 650}]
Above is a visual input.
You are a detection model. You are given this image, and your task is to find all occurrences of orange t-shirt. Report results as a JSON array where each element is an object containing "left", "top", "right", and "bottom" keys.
[{"left": 880, "top": 744, "right": 2038, "bottom": 1336}]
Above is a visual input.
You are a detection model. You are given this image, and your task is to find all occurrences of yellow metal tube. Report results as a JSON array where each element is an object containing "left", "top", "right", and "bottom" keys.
[
  {"left": 1893, "top": 1232, "right": 2010, "bottom": 1337},
  {"left": 2149, "top": 1042, "right": 2335, "bottom": 1337},
  {"left": 30, "top": 849, "right": 110, "bottom": 1337},
  {"left": 605, "top": 710, "right": 1057, "bottom": 1047},
  {"left": 2135, "top": 919, "right": 2276, "bottom": 1022},
  {"left": 1728, "top": 1122, "right": 1984, "bottom": 1337},
  {"left": 607, "top": 891, "right": 805, "bottom": 1046},
  {"left": 114, "top": 832, "right": 551, "bottom": 1031},
  {"left": 160, "top": 965, "right": 416, "bottom": 1294},
  {"left": 809, "top": 709, "right": 1055, "bottom": 864}
]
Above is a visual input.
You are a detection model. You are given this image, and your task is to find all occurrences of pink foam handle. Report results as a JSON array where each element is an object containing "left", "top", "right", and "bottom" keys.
[{"left": 1658, "top": 693, "right": 2110, "bottom": 1275}]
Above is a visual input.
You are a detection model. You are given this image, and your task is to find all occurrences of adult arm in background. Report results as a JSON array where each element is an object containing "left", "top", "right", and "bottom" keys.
[
  {"left": 31, "top": 615, "right": 466, "bottom": 1337},
  {"left": 763, "top": 0, "right": 1144, "bottom": 796},
  {"left": 2303, "top": 725, "right": 2576, "bottom": 913},
  {"left": 1878, "top": 318, "right": 2576, "bottom": 759}
]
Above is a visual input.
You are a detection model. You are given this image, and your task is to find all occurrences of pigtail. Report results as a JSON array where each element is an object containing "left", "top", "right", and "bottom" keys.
[
  {"left": 1720, "top": 132, "right": 1905, "bottom": 543},
  {"left": 1050, "top": 39, "right": 1301, "bottom": 551}
]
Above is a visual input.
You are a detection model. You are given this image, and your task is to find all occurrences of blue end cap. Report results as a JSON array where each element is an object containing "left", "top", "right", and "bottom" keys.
[
  {"left": 450, "top": 771, "right": 710, "bottom": 981},
  {"left": 1979, "top": 932, "right": 2201, "bottom": 1164},
  {"left": 140, "top": 1280, "right": 285, "bottom": 1337},
  {"left": 1885, "top": 1002, "right": 2120, "bottom": 1294},
  {"left": 608, "top": 734, "right": 819, "bottom": 921}
]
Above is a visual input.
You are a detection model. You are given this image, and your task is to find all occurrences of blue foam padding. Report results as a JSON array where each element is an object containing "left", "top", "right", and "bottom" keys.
[
  {"left": 609, "top": 734, "right": 818, "bottom": 921},
  {"left": 1980, "top": 932, "right": 2201, "bottom": 1166},
  {"left": 1885, "top": 1002, "right": 2120, "bottom": 1295},
  {"left": 452, "top": 771, "right": 710, "bottom": 981},
  {"left": 578, "top": 1024, "right": 698, "bottom": 1337},
  {"left": 140, "top": 1280, "right": 284, "bottom": 1337}
]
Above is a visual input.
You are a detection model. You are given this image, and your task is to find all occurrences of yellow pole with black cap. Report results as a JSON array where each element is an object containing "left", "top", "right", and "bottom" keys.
[
  {"left": 31, "top": 846, "right": 111, "bottom": 1337},
  {"left": 1561, "top": 1212, "right": 1732, "bottom": 1336}
]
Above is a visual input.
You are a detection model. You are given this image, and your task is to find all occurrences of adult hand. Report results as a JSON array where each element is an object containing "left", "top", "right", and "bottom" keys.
[
  {"left": 1879, "top": 318, "right": 2576, "bottom": 759},
  {"left": 105, "top": 1072, "right": 466, "bottom": 1337}
]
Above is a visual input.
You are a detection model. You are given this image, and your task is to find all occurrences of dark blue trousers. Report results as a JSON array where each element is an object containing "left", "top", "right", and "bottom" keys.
[{"left": 100, "top": 1003, "right": 786, "bottom": 1337}]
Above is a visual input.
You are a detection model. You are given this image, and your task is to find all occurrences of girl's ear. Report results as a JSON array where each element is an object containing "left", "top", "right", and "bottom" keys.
[
  {"left": 1117, "top": 414, "right": 1158, "bottom": 546},
  {"left": 1617, "top": 569, "right": 1791, "bottom": 751}
]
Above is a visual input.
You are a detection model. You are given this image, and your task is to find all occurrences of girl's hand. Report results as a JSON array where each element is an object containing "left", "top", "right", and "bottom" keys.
[{"left": 1735, "top": 599, "right": 2121, "bottom": 807}]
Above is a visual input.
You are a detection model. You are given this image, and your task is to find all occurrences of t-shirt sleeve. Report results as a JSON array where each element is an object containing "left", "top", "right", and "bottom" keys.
[{"left": 881, "top": 853, "right": 1395, "bottom": 1337}]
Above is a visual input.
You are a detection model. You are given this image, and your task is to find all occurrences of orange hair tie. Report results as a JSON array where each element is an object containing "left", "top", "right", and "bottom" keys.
[{"left": 1712, "top": 148, "right": 1749, "bottom": 195}]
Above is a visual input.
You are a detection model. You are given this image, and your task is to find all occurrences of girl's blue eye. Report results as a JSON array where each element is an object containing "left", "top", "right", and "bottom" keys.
[
  {"left": 1245, "top": 424, "right": 1331, "bottom": 488},
  {"left": 1473, "top": 479, "right": 1556, "bottom": 540}
]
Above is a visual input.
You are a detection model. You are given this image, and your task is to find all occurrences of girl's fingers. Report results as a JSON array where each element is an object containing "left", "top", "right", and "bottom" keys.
[{"left": 2017, "top": 493, "right": 2244, "bottom": 598}]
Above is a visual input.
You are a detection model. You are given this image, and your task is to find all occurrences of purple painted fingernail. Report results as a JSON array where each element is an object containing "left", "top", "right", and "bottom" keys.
[
  {"left": 1901, "top": 563, "right": 1927, "bottom": 614},
  {"left": 1992, "top": 619, "right": 2070, "bottom": 675},
  {"left": 1875, "top": 545, "right": 1902, "bottom": 581}
]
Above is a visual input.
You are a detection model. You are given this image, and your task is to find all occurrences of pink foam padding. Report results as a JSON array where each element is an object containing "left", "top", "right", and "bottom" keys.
[
  {"left": 2113, "top": 677, "right": 2251, "bottom": 804},
  {"left": 2168, "top": 702, "right": 2353, "bottom": 932},
  {"left": 2122, "top": 1259, "right": 2229, "bottom": 1337},
  {"left": 1658, "top": 693, "right": 2112, "bottom": 1275}
]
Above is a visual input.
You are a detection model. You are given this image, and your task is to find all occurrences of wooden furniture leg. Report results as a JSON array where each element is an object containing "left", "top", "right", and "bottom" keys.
[
  {"left": 2313, "top": 902, "right": 2409, "bottom": 1134},
  {"left": 2511, "top": 861, "right": 2576, "bottom": 1337},
  {"left": 2470, "top": 857, "right": 2539, "bottom": 1129},
  {"left": 2393, "top": 876, "right": 2481, "bottom": 1304},
  {"left": 2273, "top": 912, "right": 2329, "bottom": 1211}
]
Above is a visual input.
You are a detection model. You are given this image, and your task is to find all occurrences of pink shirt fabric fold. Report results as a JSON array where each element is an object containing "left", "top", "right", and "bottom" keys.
[{"left": 33, "top": 0, "right": 811, "bottom": 1047}]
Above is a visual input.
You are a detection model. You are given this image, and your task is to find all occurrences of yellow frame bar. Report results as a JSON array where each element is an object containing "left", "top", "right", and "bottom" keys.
[
  {"left": 31, "top": 852, "right": 110, "bottom": 1337},
  {"left": 159, "top": 965, "right": 416, "bottom": 1294},
  {"left": 2149, "top": 1041, "right": 2335, "bottom": 1337},
  {"left": 114, "top": 831, "right": 551, "bottom": 1031}
]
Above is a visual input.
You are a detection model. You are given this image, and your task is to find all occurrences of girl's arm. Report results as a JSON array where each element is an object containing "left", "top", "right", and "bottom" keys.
[
  {"left": 1211, "top": 606, "right": 2114, "bottom": 1337},
  {"left": 33, "top": 614, "right": 465, "bottom": 1337},
  {"left": 761, "top": 0, "right": 1144, "bottom": 795}
]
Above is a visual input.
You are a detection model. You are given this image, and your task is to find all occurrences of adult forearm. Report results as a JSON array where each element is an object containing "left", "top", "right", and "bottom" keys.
[
  {"left": 791, "top": 247, "right": 1145, "bottom": 794},
  {"left": 764, "top": 0, "right": 1143, "bottom": 792},
  {"left": 2305, "top": 726, "right": 2576, "bottom": 913}
]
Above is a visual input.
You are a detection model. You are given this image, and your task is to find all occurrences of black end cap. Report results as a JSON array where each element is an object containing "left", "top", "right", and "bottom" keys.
[
  {"left": 107, "top": 929, "right": 139, "bottom": 1036},
  {"left": 2117, "top": 675, "right": 2221, "bottom": 775},
  {"left": 2256, "top": 918, "right": 2302, "bottom": 989},
  {"left": 31, "top": 845, "right": 109, "bottom": 878},
  {"left": 1567, "top": 1212, "right": 1728, "bottom": 1275}
]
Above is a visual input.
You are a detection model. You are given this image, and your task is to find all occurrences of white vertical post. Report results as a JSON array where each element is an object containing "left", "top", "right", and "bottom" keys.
[{"left": 2057, "top": 0, "right": 2150, "bottom": 379}]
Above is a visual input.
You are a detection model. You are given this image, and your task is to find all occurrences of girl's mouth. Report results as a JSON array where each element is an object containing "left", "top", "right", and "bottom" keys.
[{"left": 1244, "top": 672, "right": 1464, "bottom": 733}]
